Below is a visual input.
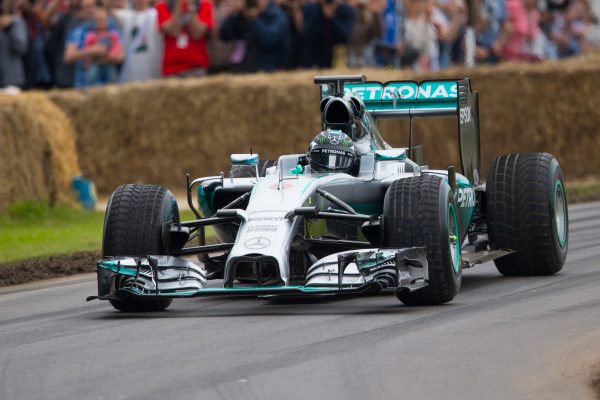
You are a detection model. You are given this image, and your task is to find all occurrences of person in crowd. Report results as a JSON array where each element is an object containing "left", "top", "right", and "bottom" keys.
[
  {"left": 347, "top": 0, "right": 382, "bottom": 67},
  {"left": 431, "top": 0, "right": 464, "bottom": 68},
  {"left": 62, "top": 0, "right": 95, "bottom": 87},
  {"left": 588, "top": 0, "right": 600, "bottom": 45},
  {"left": 403, "top": 0, "right": 438, "bottom": 70},
  {"left": 541, "top": 0, "right": 575, "bottom": 58},
  {"left": 114, "top": 0, "right": 163, "bottom": 82},
  {"left": 275, "top": 0, "right": 303, "bottom": 69},
  {"left": 301, "top": 0, "right": 355, "bottom": 68},
  {"left": 565, "top": 0, "right": 595, "bottom": 53},
  {"left": 475, "top": 0, "right": 507, "bottom": 63},
  {"left": 374, "top": 0, "right": 401, "bottom": 67},
  {"left": 155, "top": 0, "right": 214, "bottom": 77},
  {"left": 219, "top": 0, "right": 290, "bottom": 72},
  {"left": 78, "top": 5, "right": 124, "bottom": 86},
  {"left": 0, "top": 0, "right": 28, "bottom": 88},
  {"left": 109, "top": 0, "right": 128, "bottom": 9},
  {"left": 502, "top": 0, "right": 543, "bottom": 61},
  {"left": 19, "top": 0, "right": 53, "bottom": 88},
  {"left": 544, "top": 0, "right": 597, "bottom": 57},
  {"left": 207, "top": 0, "right": 236, "bottom": 73},
  {"left": 46, "top": 0, "right": 95, "bottom": 88}
]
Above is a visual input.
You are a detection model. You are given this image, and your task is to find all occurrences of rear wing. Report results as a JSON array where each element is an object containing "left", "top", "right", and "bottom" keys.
[{"left": 318, "top": 77, "right": 481, "bottom": 185}]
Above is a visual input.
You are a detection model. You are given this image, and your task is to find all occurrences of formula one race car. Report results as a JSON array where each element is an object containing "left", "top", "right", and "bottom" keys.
[{"left": 88, "top": 75, "right": 569, "bottom": 312}]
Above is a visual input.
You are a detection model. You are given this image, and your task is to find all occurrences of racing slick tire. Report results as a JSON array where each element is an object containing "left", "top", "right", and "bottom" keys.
[
  {"left": 102, "top": 184, "right": 179, "bottom": 312},
  {"left": 487, "top": 153, "right": 568, "bottom": 276},
  {"left": 383, "top": 176, "right": 461, "bottom": 305}
]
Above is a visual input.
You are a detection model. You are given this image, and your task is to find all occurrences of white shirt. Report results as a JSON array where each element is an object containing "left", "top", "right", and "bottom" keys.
[{"left": 115, "top": 8, "right": 163, "bottom": 82}]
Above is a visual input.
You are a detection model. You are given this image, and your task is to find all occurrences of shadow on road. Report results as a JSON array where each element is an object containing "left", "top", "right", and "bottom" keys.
[
  {"left": 83, "top": 269, "right": 568, "bottom": 320},
  {"left": 87, "top": 269, "right": 561, "bottom": 320},
  {"left": 87, "top": 289, "right": 456, "bottom": 320}
]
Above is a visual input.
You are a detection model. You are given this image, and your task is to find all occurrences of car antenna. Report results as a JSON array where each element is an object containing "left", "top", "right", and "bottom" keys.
[{"left": 408, "top": 116, "right": 413, "bottom": 159}]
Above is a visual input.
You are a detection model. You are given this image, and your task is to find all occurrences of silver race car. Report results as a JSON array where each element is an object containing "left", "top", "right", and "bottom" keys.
[{"left": 88, "top": 75, "right": 568, "bottom": 311}]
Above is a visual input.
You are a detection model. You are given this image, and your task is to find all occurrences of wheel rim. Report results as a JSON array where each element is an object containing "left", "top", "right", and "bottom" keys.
[
  {"left": 448, "top": 204, "right": 461, "bottom": 273},
  {"left": 554, "top": 180, "right": 567, "bottom": 248}
]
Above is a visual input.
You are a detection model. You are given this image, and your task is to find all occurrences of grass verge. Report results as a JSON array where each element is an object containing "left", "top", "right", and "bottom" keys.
[
  {"left": 0, "top": 203, "right": 104, "bottom": 264},
  {"left": 568, "top": 179, "right": 600, "bottom": 204},
  {"left": 0, "top": 203, "right": 207, "bottom": 264}
]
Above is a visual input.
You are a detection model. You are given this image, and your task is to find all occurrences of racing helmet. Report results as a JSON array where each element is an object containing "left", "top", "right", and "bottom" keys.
[{"left": 308, "top": 130, "right": 357, "bottom": 174}]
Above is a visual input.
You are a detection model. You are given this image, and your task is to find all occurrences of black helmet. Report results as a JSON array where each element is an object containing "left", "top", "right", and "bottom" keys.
[{"left": 308, "top": 130, "right": 356, "bottom": 174}]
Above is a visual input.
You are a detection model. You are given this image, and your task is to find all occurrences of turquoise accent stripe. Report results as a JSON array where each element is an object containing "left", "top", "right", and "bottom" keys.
[
  {"left": 197, "top": 185, "right": 215, "bottom": 217},
  {"left": 123, "top": 285, "right": 354, "bottom": 297},
  {"left": 231, "top": 154, "right": 259, "bottom": 165},
  {"left": 98, "top": 260, "right": 138, "bottom": 277},
  {"left": 374, "top": 150, "right": 407, "bottom": 161},
  {"left": 351, "top": 202, "right": 382, "bottom": 215}
]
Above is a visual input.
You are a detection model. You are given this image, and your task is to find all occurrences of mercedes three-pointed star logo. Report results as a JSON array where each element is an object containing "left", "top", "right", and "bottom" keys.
[{"left": 244, "top": 237, "right": 271, "bottom": 250}]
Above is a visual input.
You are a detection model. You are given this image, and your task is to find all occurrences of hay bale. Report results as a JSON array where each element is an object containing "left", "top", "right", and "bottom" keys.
[
  {"left": 48, "top": 75, "right": 323, "bottom": 193},
  {"left": 0, "top": 93, "right": 80, "bottom": 211},
  {"left": 49, "top": 53, "right": 600, "bottom": 194}
]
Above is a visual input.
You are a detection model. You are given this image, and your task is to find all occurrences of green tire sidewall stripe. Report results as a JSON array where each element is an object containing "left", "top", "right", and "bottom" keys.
[
  {"left": 554, "top": 179, "right": 568, "bottom": 249},
  {"left": 448, "top": 203, "right": 461, "bottom": 273}
]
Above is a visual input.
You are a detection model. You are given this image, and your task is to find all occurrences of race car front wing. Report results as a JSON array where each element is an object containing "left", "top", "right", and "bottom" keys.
[{"left": 87, "top": 247, "right": 428, "bottom": 301}]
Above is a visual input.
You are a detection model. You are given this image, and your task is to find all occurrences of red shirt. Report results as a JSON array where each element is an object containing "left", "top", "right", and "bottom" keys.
[
  {"left": 156, "top": 0, "right": 214, "bottom": 75},
  {"left": 503, "top": 0, "right": 541, "bottom": 61}
]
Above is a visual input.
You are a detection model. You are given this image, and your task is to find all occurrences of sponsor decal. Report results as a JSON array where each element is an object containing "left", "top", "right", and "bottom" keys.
[
  {"left": 460, "top": 106, "right": 472, "bottom": 125},
  {"left": 457, "top": 187, "right": 475, "bottom": 208},
  {"left": 327, "top": 133, "right": 341, "bottom": 144},
  {"left": 323, "top": 81, "right": 458, "bottom": 101},
  {"left": 246, "top": 225, "right": 278, "bottom": 233},
  {"left": 244, "top": 237, "right": 271, "bottom": 250},
  {"left": 314, "top": 148, "right": 347, "bottom": 155},
  {"left": 247, "top": 217, "right": 284, "bottom": 222}
]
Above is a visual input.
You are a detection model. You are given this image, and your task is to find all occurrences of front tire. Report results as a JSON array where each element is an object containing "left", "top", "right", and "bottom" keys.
[
  {"left": 383, "top": 176, "right": 461, "bottom": 305},
  {"left": 102, "top": 184, "right": 179, "bottom": 311},
  {"left": 487, "top": 153, "right": 568, "bottom": 276}
]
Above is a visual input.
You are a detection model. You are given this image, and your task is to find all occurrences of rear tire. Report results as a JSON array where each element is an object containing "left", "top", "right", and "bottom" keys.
[
  {"left": 487, "top": 153, "right": 568, "bottom": 276},
  {"left": 102, "top": 184, "right": 179, "bottom": 311},
  {"left": 383, "top": 176, "right": 461, "bottom": 305}
]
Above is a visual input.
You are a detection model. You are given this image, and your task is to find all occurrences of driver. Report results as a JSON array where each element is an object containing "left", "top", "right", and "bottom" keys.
[{"left": 307, "top": 129, "right": 357, "bottom": 174}]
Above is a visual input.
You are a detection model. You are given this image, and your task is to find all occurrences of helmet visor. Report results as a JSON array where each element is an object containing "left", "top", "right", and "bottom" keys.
[{"left": 310, "top": 148, "right": 355, "bottom": 171}]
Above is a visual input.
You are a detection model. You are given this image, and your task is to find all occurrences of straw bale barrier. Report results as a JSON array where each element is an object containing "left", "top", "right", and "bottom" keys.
[
  {"left": 49, "top": 54, "right": 600, "bottom": 194},
  {"left": 0, "top": 93, "right": 80, "bottom": 211}
]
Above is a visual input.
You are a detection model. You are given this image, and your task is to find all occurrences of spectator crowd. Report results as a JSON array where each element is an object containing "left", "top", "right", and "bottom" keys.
[{"left": 0, "top": 0, "right": 598, "bottom": 89}]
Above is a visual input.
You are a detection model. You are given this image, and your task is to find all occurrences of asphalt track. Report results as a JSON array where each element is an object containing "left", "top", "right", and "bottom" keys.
[{"left": 1, "top": 202, "right": 599, "bottom": 400}]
